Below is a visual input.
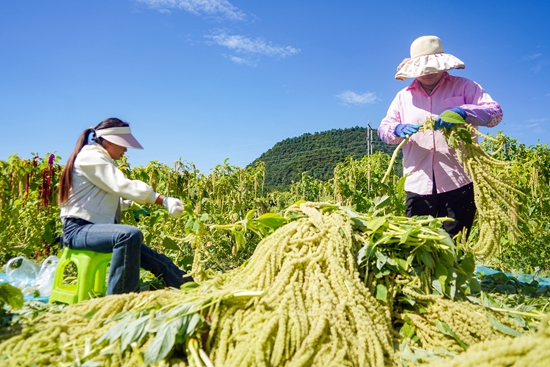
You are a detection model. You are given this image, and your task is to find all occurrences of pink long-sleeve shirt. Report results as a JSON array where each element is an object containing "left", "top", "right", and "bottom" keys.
[{"left": 378, "top": 72, "right": 502, "bottom": 195}]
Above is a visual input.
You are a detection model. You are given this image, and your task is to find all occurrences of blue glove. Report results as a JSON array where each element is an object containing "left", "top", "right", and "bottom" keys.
[
  {"left": 394, "top": 124, "right": 420, "bottom": 139},
  {"left": 434, "top": 107, "right": 466, "bottom": 130}
]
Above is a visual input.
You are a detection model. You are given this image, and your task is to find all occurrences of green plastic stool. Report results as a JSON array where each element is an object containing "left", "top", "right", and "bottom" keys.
[{"left": 49, "top": 247, "right": 112, "bottom": 305}]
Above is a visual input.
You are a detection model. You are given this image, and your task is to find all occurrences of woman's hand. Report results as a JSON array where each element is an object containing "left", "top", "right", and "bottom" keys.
[
  {"left": 434, "top": 107, "right": 466, "bottom": 130},
  {"left": 394, "top": 124, "right": 420, "bottom": 138},
  {"left": 162, "top": 197, "right": 184, "bottom": 218}
]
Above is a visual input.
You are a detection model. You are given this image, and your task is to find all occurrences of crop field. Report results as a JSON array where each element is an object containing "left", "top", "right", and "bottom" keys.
[{"left": 0, "top": 132, "right": 550, "bottom": 366}]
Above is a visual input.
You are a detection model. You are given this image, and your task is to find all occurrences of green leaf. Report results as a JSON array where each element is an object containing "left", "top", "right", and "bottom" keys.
[
  {"left": 96, "top": 313, "right": 134, "bottom": 345},
  {"left": 375, "top": 283, "right": 388, "bottom": 303},
  {"left": 468, "top": 277, "right": 481, "bottom": 293},
  {"left": 0, "top": 283, "right": 24, "bottom": 310},
  {"left": 435, "top": 320, "right": 468, "bottom": 350},
  {"left": 460, "top": 252, "right": 475, "bottom": 275},
  {"left": 488, "top": 315, "right": 522, "bottom": 337},
  {"left": 144, "top": 314, "right": 166, "bottom": 334},
  {"left": 178, "top": 256, "right": 194, "bottom": 272},
  {"left": 162, "top": 236, "right": 180, "bottom": 251},
  {"left": 233, "top": 229, "right": 245, "bottom": 252},
  {"left": 245, "top": 209, "right": 256, "bottom": 222},
  {"left": 417, "top": 250, "right": 434, "bottom": 269},
  {"left": 395, "top": 258, "right": 409, "bottom": 271},
  {"left": 436, "top": 229, "right": 456, "bottom": 250},
  {"left": 399, "top": 227, "right": 413, "bottom": 244},
  {"left": 457, "top": 128, "right": 473, "bottom": 144},
  {"left": 192, "top": 219, "right": 200, "bottom": 233},
  {"left": 373, "top": 195, "right": 391, "bottom": 210},
  {"left": 495, "top": 284, "right": 517, "bottom": 294},
  {"left": 121, "top": 315, "right": 149, "bottom": 351},
  {"left": 186, "top": 313, "right": 201, "bottom": 335},
  {"left": 400, "top": 321, "right": 416, "bottom": 339},
  {"left": 356, "top": 244, "right": 368, "bottom": 265},
  {"left": 83, "top": 310, "right": 98, "bottom": 319},
  {"left": 42, "top": 222, "right": 53, "bottom": 244},
  {"left": 396, "top": 176, "right": 406, "bottom": 195},
  {"left": 432, "top": 279, "right": 443, "bottom": 295},
  {"left": 255, "top": 213, "right": 287, "bottom": 230},
  {"left": 366, "top": 217, "right": 387, "bottom": 234},
  {"left": 435, "top": 261, "right": 448, "bottom": 293},
  {"left": 439, "top": 110, "right": 466, "bottom": 124},
  {"left": 145, "top": 317, "right": 188, "bottom": 364},
  {"left": 375, "top": 251, "right": 388, "bottom": 270},
  {"left": 185, "top": 217, "right": 195, "bottom": 231},
  {"left": 374, "top": 269, "right": 391, "bottom": 278}
]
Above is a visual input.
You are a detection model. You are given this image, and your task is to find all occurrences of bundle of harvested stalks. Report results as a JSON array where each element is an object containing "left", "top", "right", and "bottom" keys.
[
  {"left": 0, "top": 203, "right": 536, "bottom": 367},
  {"left": 429, "top": 112, "right": 523, "bottom": 259},
  {"left": 382, "top": 112, "right": 523, "bottom": 260}
]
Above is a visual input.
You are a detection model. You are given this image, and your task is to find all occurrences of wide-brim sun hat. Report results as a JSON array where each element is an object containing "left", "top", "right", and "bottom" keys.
[
  {"left": 95, "top": 126, "right": 144, "bottom": 149},
  {"left": 395, "top": 35, "right": 465, "bottom": 81}
]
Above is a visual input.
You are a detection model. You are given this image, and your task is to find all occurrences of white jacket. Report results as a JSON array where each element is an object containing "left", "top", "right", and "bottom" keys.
[{"left": 60, "top": 143, "right": 158, "bottom": 224}]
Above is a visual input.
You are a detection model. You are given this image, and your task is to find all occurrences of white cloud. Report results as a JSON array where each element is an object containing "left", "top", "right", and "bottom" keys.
[
  {"left": 522, "top": 53, "right": 548, "bottom": 72},
  {"left": 136, "top": 0, "right": 246, "bottom": 20},
  {"left": 526, "top": 118, "right": 548, "bottom": 125},
  {"left": 337, "top": 91, "right": 380, "bottom": 106},
  {"left": 206, "top": 31, "right": 300, "bottom": 58},
  {"left": 532, "top": 60, "right": 549, "bottom": 73},
  {"left": 225, "top": 54, "right": 257, "bottom": 66},
  {"left": 524, "top": 53, "right": 542, "bottom": 61}
]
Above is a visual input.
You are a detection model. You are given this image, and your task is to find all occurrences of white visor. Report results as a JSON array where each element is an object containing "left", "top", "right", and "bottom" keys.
[{"left": 95, "top": 127, "right": 144, "bottom": 150}]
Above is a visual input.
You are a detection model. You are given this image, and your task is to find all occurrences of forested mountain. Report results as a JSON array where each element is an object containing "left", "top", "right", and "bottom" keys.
[{"left": 250, "top": 126, "right": 397, "bottom": 190}]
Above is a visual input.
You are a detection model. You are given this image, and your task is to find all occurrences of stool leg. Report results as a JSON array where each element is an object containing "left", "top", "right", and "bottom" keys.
[
  {"left": 50, "top": 249, "right": 79, "bottom": 305},
  {"left": 93, "top": 259, "right": 110, "bottom": 295}
]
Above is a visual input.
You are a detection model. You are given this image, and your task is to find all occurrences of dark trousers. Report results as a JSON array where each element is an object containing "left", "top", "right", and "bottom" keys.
[
  {"left": 406, "top": 183, "right": 476, "bottom": 237},
  {"left": 62, "top": 217, "right": 193, "bottom": 294}
]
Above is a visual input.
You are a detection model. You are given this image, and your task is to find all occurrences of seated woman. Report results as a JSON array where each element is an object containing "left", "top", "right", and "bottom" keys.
[{"left": 58, "top": 117, "right": 193, "bottom": 294}]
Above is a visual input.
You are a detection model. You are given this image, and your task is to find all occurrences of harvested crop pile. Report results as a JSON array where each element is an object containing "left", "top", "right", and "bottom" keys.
[
  {"left": 425, "top": 313, "right": 550, "bottom": 367},
  {"left": 0, "top": 203, "right": 539, "bottom": 366}
]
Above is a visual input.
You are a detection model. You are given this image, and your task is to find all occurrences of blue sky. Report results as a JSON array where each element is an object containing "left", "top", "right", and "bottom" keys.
[{"left": 1, "top": 0, "right": 549, "bottom": 173}]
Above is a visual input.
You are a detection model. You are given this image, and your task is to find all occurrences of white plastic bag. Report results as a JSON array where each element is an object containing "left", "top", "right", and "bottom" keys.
[
  {"left": 5, "top": 255, "right": 59, "bottom": 297},
  {"left": 5, "top": 256, "right": 39, "bottom": 288}
]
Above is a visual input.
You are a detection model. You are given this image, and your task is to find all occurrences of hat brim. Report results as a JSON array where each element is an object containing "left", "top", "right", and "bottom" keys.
[
  {"left": 395, "top": 53, "right": 465, "bottom": 81},
  {"left": 102, "top": 134, "right": 144, "bottom": 150}
]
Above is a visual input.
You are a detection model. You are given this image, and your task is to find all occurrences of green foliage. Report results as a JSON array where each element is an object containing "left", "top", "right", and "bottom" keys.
[
  {"left": 333, "top": 153, "right": 406, "bottom": 214},
  {"left": 353, "top": 207, "right": 476, "bottom": 300},
  {"left": 479, "top": 136, "right": 550, "bottom": 274},
  {"left": 0, "top": 153, "right": 62, "bottom": 264},
  {"left": 251, "top": 126, "right": 397, "bottom": 190},
  {"left": 0, "top": 135, "right": 548, "bottom": 280}
]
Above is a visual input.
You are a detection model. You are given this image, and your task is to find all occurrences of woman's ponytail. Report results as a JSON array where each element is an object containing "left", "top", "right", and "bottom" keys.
[{"left": 57, "top": 127, "right": 94, "bottom": 204}]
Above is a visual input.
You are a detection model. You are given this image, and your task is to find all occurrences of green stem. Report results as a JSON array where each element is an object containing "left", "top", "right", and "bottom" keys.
[
  {"left": 486, "top": 307, "right": 545, "bottom": 319},
  {"left": 381, "top": 137, "right": 408, "bottom": 184}
]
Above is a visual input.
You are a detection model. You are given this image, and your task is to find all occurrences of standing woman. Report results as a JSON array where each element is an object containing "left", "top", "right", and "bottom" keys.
[
  {"left": 378, "top": 35, "right": 503, "bottom": 237},
  {"left": 58, "top": 117, "right": 193, "bottom": 295}
]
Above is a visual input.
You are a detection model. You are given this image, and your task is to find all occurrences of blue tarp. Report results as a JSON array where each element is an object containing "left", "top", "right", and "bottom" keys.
[
  {"left": 0, "top": 272, "right": 50, "bottom": 302},
  {"left": 475, "top": 266, "right": 550, "bottom": 286}
]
